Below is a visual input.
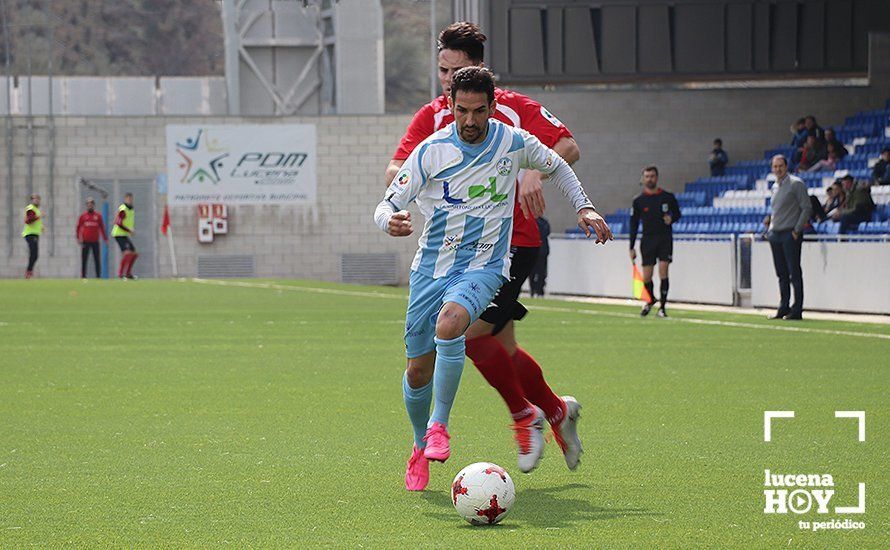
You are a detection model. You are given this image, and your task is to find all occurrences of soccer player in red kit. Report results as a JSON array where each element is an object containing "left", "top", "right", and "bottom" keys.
[
  {"left": 387, "top": 22, "right": 585, "bottom": 485},
  {"left": 76, "top": 197, "right": 108, "bottom": 278}
]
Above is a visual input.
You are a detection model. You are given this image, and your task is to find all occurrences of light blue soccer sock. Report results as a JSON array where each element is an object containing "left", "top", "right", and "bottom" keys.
[
  {"left": 428, "top": 335, "right": 467, "bottom": 427},
  {"left": 403, "top": 372, "right": 433, "bottom": 448}
]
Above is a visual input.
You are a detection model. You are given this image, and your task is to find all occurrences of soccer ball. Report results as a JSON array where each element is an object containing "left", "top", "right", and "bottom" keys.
[{"left": 451, "top": 462, "right": 515, "bottom": 525}]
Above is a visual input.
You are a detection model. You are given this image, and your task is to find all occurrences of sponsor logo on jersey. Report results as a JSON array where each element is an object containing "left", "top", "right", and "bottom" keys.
[
  {"left": 540, "top": 106, "right": 564, "bottom": 128},
  {"left": 397, "top": 169, "right": 411, "bottom": 186},
  {"left": 469, "top": 177, "right": 508, "bottom": 202},
  {"left": 443, "top": 177, "right": 508, "bottom": 204}
]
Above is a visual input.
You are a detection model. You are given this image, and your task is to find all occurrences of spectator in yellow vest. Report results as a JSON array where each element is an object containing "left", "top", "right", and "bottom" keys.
[
  {"left": 112, "top": 193, "right": 139, "bottom": 279},
  {"left": 22, "top": 194, "right": 42, "bottom": 279}
]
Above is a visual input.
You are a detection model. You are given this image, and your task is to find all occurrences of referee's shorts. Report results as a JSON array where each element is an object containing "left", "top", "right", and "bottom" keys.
[{"left": 640, "top": 234, "right": 673, "bottom": 266}]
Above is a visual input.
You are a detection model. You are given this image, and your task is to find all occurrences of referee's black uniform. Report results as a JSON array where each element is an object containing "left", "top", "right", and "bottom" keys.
[{"left": 630, "top": 188, "right": 681, "bottom": 306}]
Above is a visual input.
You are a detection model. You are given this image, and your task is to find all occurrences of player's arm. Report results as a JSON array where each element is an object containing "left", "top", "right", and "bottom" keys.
[
  {"left": 76, "top": 215, "right": 83, "bottom": 242},
  {"left": 384, "top": 160, "right": 405, "bottom": 188},
  {"left": 374, "top": 147, "right": 427, "bottom": 237},
  {"left": 385, "top": 105, "right": 435, "bottom": 187},
  {"left": 114, "top": 210, "right": 132, "bottom": 234},
  {"left": 520, "top": 131, "right": 611, "bottom": 244},
  {"left": 518, "top": 136, "right": 581, "bottom": 219},
  {"left": 516, "top": 97, "right": 579, "bottom": 218}
]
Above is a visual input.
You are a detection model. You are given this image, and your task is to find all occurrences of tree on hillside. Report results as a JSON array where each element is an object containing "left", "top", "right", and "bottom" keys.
[{"left": 0, "top": 0, "right": 223, "bottom": 76}]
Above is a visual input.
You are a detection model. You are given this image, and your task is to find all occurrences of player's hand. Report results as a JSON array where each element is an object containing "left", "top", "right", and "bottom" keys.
[
  {"left": 518, "top": 171, "right": 546, "bottom": 219},
  {"left": 387, "top": 210, "right": 413, "bottom": 236},
  {"left": 577, "top": 208, "right": 612, "bottom": 244},
  {"left": 663, "top": 214, "right": 673, "bottom": 225},
  {"left": 629, "top": 248, "right": 637, "bottom": 261},
  {"left": 792, "top": 230, "right": 800, "bottom": 240}
]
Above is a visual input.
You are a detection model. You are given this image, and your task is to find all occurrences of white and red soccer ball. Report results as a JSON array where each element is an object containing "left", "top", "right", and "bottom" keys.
[{"left": 451, "top": 462, "right": 515, "bottom": 525}]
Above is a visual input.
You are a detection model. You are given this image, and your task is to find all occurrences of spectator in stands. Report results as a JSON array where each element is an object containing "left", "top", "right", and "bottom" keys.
[
  {"left": 796, "top": 135, "right": 827, "bottom": 171},
  {"left": 823, "top": 180, "right": 845, "bottom": 219},
  {"left": 709, "top": 138, "right": 728, "bottom": 176},
  {"left": 763, "top": 155, "right": 810, "bottom": 320},
  {"left": 790, "top": 118, "right": 808, "bottom": 148},
  {"left": 804, "top": 115, "right": 825, "bottom": 143},
  {"left": 805, "top": 141, "right": 840, "bottom": 172},
  {"left": 824, "top": 128, "right": 848, "bottom": 160},
  {"left": 833, "top": 175, "right": 876, "bottom": 233},
  {"left": 872, "top": 147, "right": 890, "bottom": 185}
]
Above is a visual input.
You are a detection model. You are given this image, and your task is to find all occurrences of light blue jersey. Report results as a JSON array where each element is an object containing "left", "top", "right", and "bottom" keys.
[{"left": 382, "top": 119, "right": 568, "bottom": 280}]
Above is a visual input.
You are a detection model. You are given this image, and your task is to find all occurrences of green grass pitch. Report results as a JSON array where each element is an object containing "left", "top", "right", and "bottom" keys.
[{"left": 1, "top": 279, "right": 887, "bottom": 547}]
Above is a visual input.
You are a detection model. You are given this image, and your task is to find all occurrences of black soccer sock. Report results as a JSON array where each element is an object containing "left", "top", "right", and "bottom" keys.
[
  {"left": 644, "top": 281, "right": 655, "bottom": 305},
  {"left": 660, "top": 278, "right": 670, "bottom": 308}
]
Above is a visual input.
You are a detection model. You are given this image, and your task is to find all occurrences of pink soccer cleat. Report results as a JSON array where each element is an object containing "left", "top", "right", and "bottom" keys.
[
  {"left": 422, "top": 422, "right": 451, "bottom": 462},
  {"left": 405, "top": 445, "right": 429, "bottom": 491}
]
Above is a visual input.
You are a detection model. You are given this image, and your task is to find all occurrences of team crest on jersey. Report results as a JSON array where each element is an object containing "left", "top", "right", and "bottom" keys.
[
  {"left": 540, "top": 106, "right": 564, "bottom": 128},
  {"left": 397, "top": 169, "right": 411, "bottom": 186},
  {"left": 496, "top": 157, "right": 513, "bottom": 176}
]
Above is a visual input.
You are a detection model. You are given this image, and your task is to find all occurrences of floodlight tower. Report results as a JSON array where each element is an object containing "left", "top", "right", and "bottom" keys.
[{"left": 220, "top": 0, "right": 383, "bottom": 115}]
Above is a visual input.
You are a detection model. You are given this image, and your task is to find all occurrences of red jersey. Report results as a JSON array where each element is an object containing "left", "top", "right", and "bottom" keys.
[
  {"left": 76, "top": 211, "right": 107, "bottom": 243},
  {"left": 393, "top": 88, "right": 574, "bottom": 247}
]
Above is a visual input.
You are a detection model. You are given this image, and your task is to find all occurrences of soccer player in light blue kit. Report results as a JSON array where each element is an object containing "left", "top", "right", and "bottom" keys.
[{"left": 374, "top": 67, "right": 612, "bottom": 491}]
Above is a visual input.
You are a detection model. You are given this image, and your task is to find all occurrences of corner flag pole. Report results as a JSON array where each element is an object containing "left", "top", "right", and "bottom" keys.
[
  {"left": 161, "top": 204, "right": 178, "bottom": 277},
  {"left": 167, "top": 227, "right": 178, "bottom": 277}
]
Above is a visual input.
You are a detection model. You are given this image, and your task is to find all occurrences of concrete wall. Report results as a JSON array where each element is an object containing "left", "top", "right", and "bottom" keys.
[
  {"left": 512, "top": 33, "right": 890, "bottom": 232},
  {"left": 547, "top": 236, "right": 737, "bottom": 306},
  {"left": 3, "top": 36, "right": 890, "bottom": 282},
  {"left": 751, "top": 239, "right": 890, "bottom": 314},
  {"left": 0, "top": 115, "right": 416, "bottom": 282}
]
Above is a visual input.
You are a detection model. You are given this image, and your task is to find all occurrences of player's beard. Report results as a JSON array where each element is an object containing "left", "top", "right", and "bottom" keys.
[{"left": 460, "top": 124, "right": 484, "bottom": 143}]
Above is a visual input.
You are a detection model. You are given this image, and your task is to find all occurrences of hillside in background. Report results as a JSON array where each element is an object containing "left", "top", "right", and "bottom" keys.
[{"left": 0, "top": 0, "right": 445, "bottom": 113}]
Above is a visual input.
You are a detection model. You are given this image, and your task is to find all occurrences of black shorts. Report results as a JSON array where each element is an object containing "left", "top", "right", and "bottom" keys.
[
  {"left": 114, "top": 236, "right": 135, "bottom": 252},
  {"left": 640, "top": 234, "right": 673, "bottom": 266},
  {"left": 478, "top": 245, "right": 539, "bottom": 335}
]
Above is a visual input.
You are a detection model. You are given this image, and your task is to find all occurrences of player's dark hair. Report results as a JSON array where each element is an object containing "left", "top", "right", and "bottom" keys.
[
  {"left": 714, "top": 138, "right": 722, "bottom": 146},
  {"left": 450, "top": 66, "right": 495, "bottom": 104},
  {"left": 124, "top": 193, "right": 134, "bottom": 199},
  {"left": 642, "top": 166, "right": 659, "bottom": 176},
  {"left": 438, "top": 22, "right": 486, "bottom": 63}
]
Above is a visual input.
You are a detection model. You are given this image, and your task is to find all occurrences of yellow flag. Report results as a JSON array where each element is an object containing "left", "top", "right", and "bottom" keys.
[{"left": 632, "top": 264, "right": 653, "bottom": 303}]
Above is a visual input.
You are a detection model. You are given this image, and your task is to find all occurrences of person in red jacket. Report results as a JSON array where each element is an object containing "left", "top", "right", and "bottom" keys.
[
  {"left": 387, "top": 22, "right": 587, "bottom": 488},
  {"left": 76, "top": 197, "right": 108, "bottom": 278}
]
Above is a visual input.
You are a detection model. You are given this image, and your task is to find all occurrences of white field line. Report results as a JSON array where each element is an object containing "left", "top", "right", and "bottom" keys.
[
  {"left": 186, "top": 279, "right": 890, "bottom": 341},
  {"left": 189, "top": 278, "right": 406, "bottom": 300}
]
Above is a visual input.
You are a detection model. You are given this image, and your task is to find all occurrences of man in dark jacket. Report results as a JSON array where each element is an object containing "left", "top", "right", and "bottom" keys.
[
  {"left": 709, "top": 138, "right": 728, "bottom": 177},
  {"left": 872, "top": 147, "right": 890, "bottom": 185},
  {"left": 834, "top": 175, "right": 875, "bottom": 233}
]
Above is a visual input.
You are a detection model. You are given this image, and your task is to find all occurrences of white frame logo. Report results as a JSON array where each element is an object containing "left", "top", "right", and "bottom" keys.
[{"left": 762, "top": 410, "right": 866, "bottom": 531}]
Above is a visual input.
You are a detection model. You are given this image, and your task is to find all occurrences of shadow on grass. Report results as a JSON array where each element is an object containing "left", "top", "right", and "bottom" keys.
[{"left": 421, "top": 483, "right": 659, "bottom": 528}]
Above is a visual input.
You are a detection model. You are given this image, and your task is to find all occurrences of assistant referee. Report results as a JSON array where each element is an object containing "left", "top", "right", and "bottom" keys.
[{"left": 629, "top": 166, "right": 681, "bottom": 317}]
